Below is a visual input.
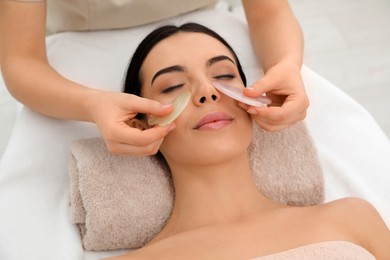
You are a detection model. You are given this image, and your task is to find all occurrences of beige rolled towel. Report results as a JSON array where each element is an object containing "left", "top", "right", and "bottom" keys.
[{"left": 69, "top": 122, "right": 324, "bottom": 251}]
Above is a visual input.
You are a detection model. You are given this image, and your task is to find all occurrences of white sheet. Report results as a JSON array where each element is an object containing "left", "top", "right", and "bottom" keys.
[{"left": 0, "top": 9, "right": 389, "bottom": 260}]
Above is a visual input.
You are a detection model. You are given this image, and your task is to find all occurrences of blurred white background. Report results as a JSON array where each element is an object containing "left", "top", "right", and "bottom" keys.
[
  {"left": 231, "top": 0, "right": 390, "bottom": 139},
  {"left": 1, "top": 0, "right": 389, "bottom": 158}
]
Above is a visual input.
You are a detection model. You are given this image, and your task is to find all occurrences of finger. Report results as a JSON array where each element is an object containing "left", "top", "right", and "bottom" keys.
[
  {"left": 265, "top": 93, "right": 286, "bottom": 107},
  {"left": 105, "top": 124, "right": 175, "bottom": 156},
  {"left": 249, "top": 103, "right": 306, "bottom": 126},
  {"left": 248, "top": 106, "right": 286, "bottom": 123},
  {"left": 254, "top": 119, "right": 292, "bottom": 132},
  {"left": 276, "top": 92, "right": 309, "bottom": 119},
  {"left": 250, "top": 108, "right": 300, "bottom": 131},
  {"left": 237, "top": 101, "right": 250, "bottom": 111},
  {"left": 124, "top": 94, "right": 174, "bottom": 117},
  {"left": 111, "top": 122, "right": 175, "bottom": 147},
  {"left": 244, "top": 74, "right": 282, "bottom": 97},
  {"left": 107, "top": 138, "right": 164, "bottom": 156},
  {"left": 263, "top": 91, "right": 308, "bottom": 119},
  {"left": 252, "top": 106, "right": 296, "bottom": 125}
]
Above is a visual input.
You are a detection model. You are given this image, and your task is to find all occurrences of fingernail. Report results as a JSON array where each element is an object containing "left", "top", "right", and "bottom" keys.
[
  {"left": 167, "top": 123, "right": 176, "bottom": 131},
  {"left": 238, "top": 102, "right": 248, "bottom": 110},
  {"left": 247, "top": 108, "right": 258, "bottom": 115},
  {"left": 247, "top": 87, "right": 261, "bottom": 93}
]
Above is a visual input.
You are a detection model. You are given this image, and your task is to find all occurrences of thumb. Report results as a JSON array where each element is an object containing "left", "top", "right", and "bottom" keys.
[
  {"left": 244, "top": 74, "right": 278, "bottom": 98},
  {"left": 125, "top": 94, "right": 173, "bottom": 117}
]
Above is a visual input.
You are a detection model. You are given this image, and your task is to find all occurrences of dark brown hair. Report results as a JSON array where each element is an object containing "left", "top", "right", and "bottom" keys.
[{"left": 123, "top": 23, "right": 247, "bottom": 97}]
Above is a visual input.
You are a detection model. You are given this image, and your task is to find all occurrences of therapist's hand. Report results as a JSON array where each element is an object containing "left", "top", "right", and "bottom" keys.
[
  {"left": 241, "top": 61, "right": 309, "bottom": 131},
  {"left": 86, "top": 90, "right": 175, "bottom": 156}
]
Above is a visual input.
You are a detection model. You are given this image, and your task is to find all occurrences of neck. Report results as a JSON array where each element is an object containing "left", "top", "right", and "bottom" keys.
[{"left": 154, "top": 153, "right": 273, "bottom": 240}]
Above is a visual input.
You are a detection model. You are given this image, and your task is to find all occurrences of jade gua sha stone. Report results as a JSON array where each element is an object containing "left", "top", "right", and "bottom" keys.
[{"left": 148, "top": 90, "right": 191, "bottom": 127}]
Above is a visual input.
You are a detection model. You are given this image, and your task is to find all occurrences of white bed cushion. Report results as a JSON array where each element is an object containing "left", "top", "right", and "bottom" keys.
[{"left": 0, "top": 9, "right": 389, "bottom": 260}]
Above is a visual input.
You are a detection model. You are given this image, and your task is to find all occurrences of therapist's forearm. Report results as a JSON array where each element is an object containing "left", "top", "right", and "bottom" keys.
[
  {"left": 0, "top": 0, "right": 95, "bottom": 122},
  {"left": 242, "top": 0, "right": 304, "bottom": 71},
  {"left": 3, "top": 58, "right": 97, "bottom": 122}
]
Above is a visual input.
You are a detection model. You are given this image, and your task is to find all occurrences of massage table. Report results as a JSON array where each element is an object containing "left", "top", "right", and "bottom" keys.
[{"left": 0, "top": 8, "right": 389, "bottom": 260}]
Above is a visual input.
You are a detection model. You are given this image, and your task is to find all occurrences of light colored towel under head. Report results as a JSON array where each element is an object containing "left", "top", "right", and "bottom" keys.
[
  {"left": 69, "top": 122, "right": 324, "bottom": 250},
  {"left": 250, "top": 241, "right": 375, "bottom": 260}
]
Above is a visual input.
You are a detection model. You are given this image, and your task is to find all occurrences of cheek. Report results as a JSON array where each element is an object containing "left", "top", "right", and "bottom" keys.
[{"left": 158, "top": 128, "right": 189, "bottom": 164}]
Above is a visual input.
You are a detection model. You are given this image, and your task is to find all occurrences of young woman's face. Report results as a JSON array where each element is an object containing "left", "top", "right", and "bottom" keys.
[{"left": 140, "top": 32, "right": 253, "bottom": 167}]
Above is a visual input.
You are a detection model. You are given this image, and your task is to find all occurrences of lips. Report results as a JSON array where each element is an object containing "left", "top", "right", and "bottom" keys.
[{"left": 194, "top": 112, "right": 233, "bottom": 130}]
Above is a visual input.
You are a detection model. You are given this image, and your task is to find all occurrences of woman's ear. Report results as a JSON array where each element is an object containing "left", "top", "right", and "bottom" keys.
[{"left": 126, "top": 118, "right": 149, "bottom": 131}]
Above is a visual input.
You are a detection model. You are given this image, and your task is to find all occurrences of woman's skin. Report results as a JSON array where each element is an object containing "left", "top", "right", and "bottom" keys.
[
  {"left": 0, "top": 0, "right": 307, "bottom": 156},
  {"left": 106, "top": 32, "right": 390, "bottom": 260}
]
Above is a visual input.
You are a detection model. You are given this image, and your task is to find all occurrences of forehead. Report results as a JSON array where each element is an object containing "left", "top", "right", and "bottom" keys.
[{"left": 141, "top": 32, "right": 235, "bottom": 74}]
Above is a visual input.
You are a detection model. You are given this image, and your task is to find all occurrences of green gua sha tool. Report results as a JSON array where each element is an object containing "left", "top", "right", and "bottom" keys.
[{"left": 148, "top": 90, "right": 191, "bottom": 127}]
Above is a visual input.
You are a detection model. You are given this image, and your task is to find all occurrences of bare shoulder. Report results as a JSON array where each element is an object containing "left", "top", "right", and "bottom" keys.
[
  {"left": 321, "top": 197, "right": 381, "bottom": 219},
  {"left": 320, "top": 197, "right": 390, "bottom": 258},
  {"left": 320, "top": 197, "right": 386, "bottom": 232}
]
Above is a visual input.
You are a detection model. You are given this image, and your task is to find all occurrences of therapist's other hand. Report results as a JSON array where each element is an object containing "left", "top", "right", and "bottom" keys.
[
  {"left": 241, "top": 61, "right": 309, "bottom": 131},
  {"left": 86, "top": 90, "right": 175, "bottom": 156}
]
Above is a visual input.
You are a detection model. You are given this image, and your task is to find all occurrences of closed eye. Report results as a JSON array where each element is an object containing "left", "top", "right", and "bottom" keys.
[
  {"left": 161, "top": 83, "right": 184, "bottom": 94},
  {"left": 213, "top": 74, "right": 236, "bottom": 80}
]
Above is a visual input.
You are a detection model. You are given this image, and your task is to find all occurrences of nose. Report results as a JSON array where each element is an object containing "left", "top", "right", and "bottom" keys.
[{"left": 193, "top": 82, "right": 220, "bottom": 106}]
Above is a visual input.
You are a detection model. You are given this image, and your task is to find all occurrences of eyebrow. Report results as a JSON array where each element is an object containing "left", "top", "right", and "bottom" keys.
[
  {"left": 151, "top": 65, "right": 185, "bottom": 85},
  {"left": 207, "top": 55, "right": 235, "bottom": 67},
  {"left": 151, "top": 55, "right": 235, "bottom": 85}
]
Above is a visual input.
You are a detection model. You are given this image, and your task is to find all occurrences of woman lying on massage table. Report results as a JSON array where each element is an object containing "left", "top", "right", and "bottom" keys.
[{"left": 107, "top": 23, "right": 390, "bottom": 259}]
